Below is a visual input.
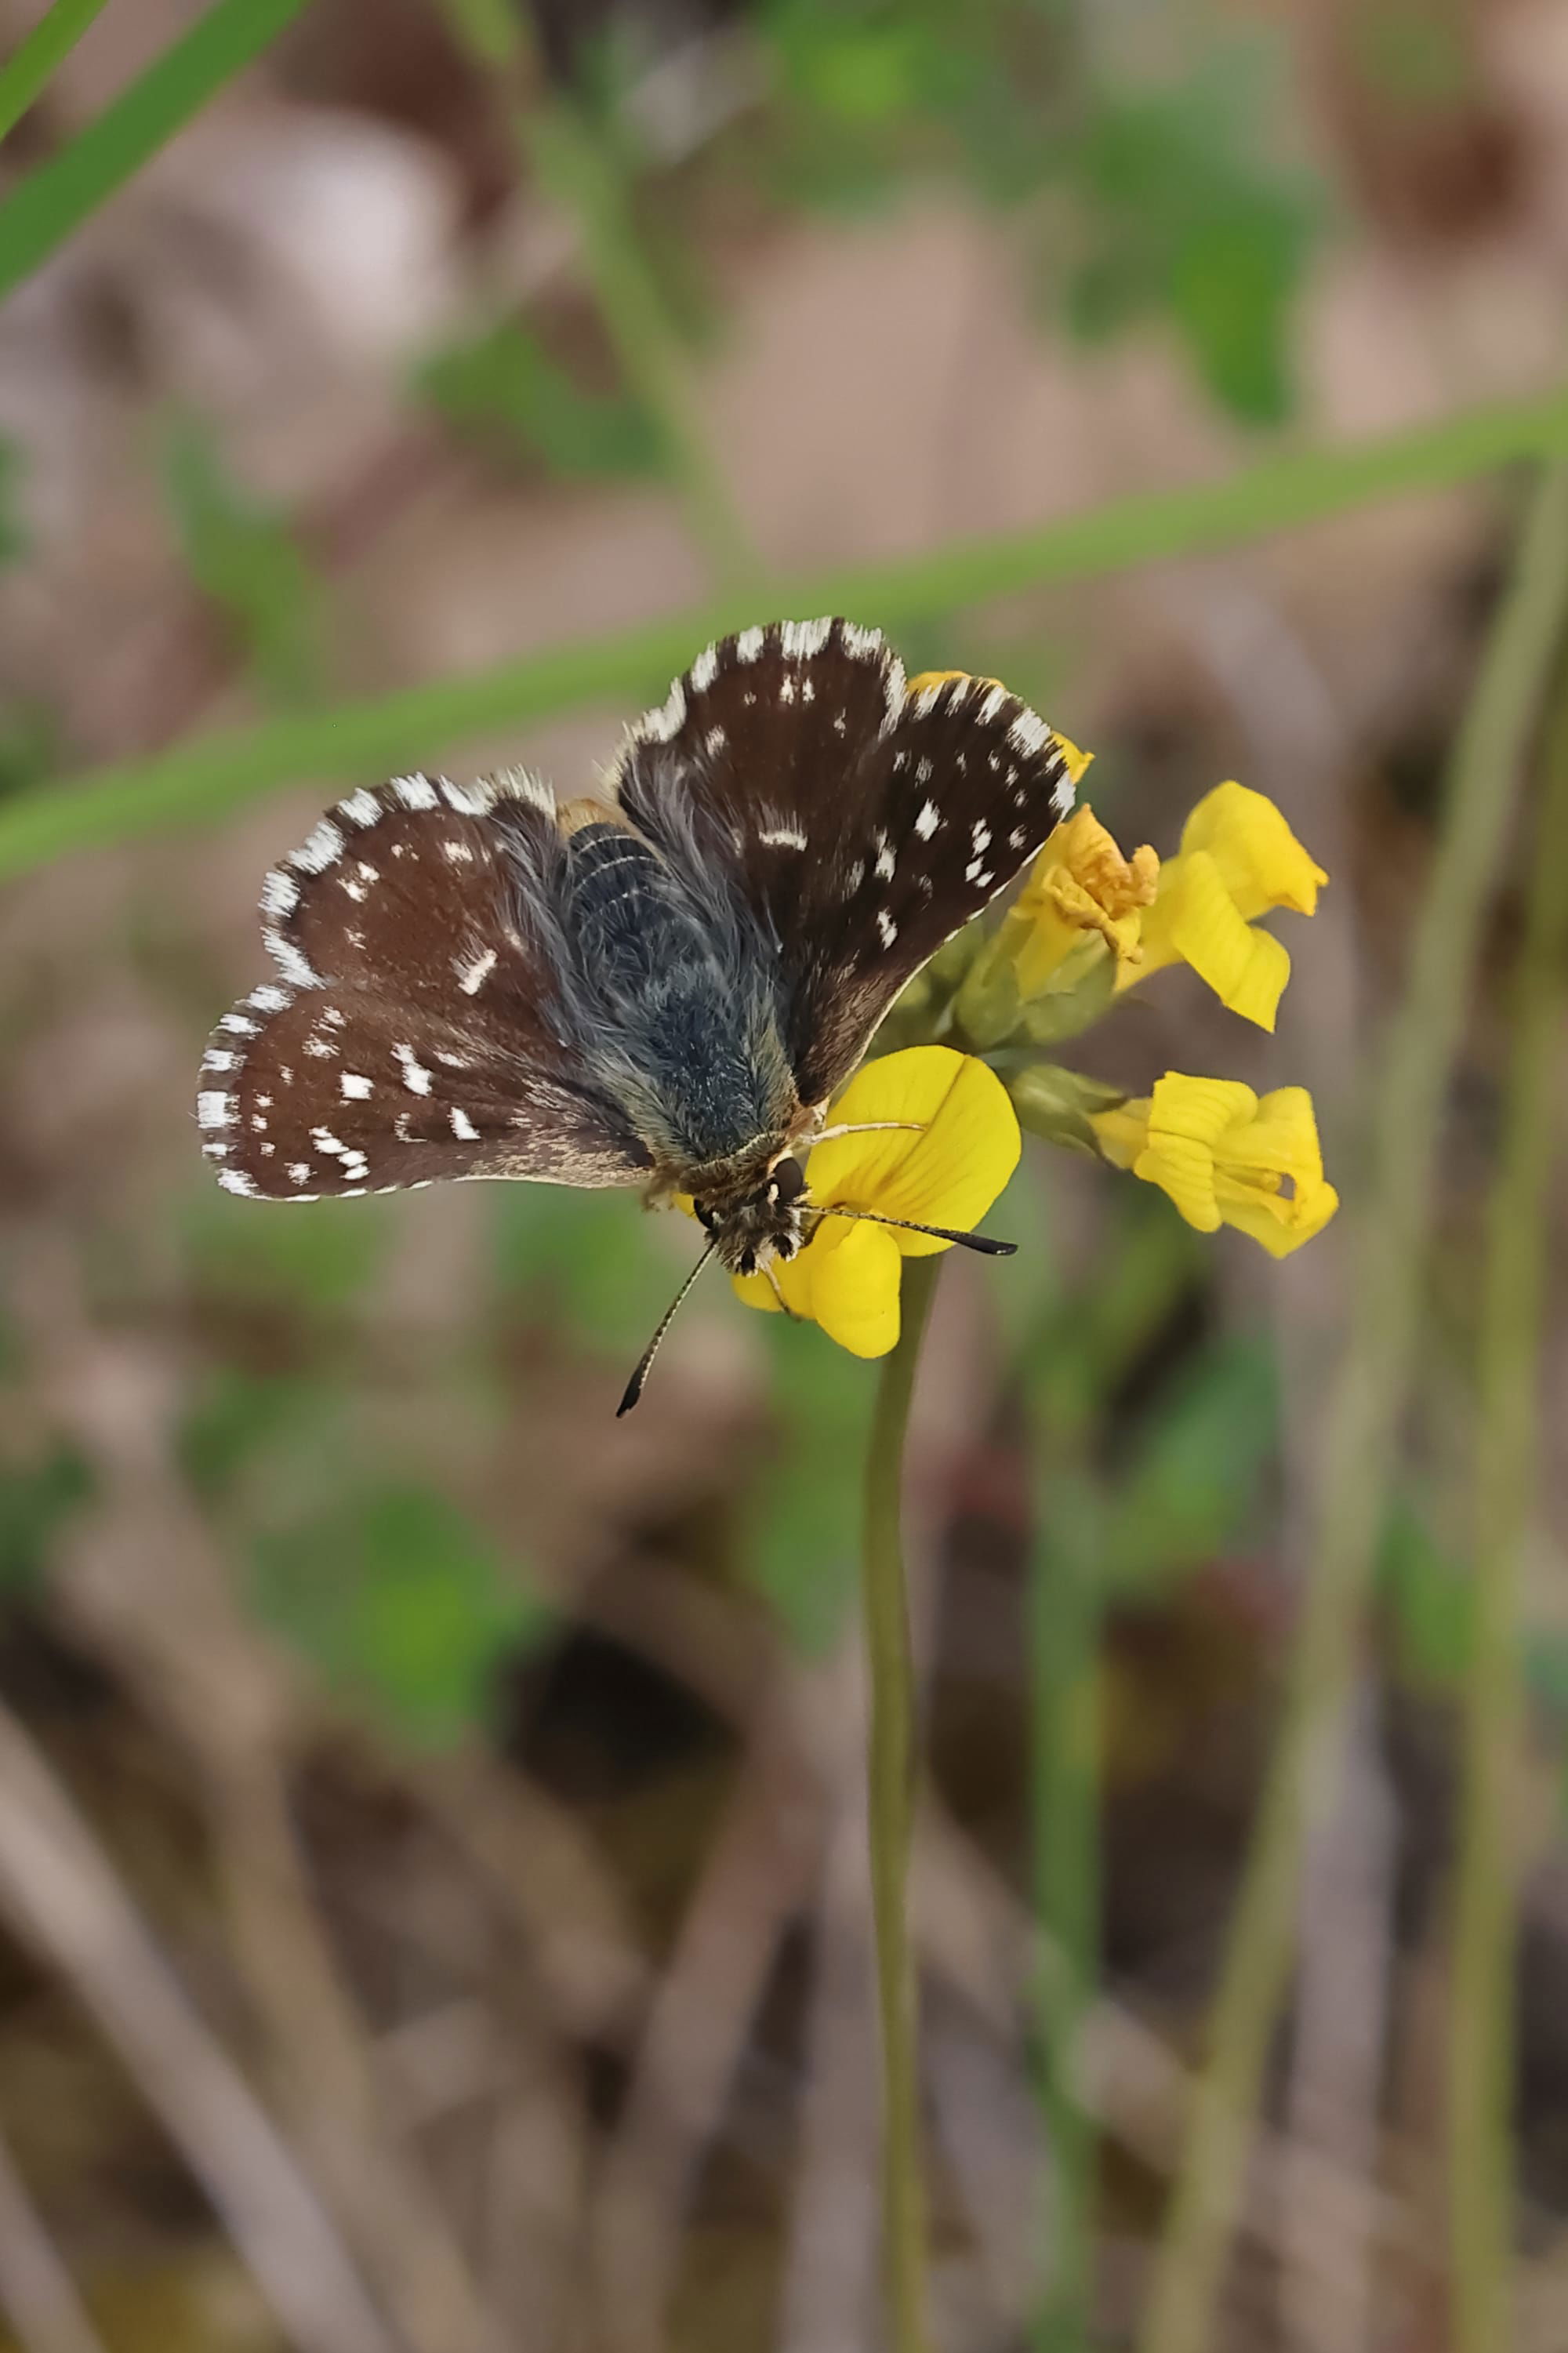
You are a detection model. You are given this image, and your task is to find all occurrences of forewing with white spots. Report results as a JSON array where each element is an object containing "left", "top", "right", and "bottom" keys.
[
  {"left": 198, "top": 772, "right": 653, "bottom": 1200},
  {"left": 608, "top": 620, "right": 1079, "bottom": 1103}
]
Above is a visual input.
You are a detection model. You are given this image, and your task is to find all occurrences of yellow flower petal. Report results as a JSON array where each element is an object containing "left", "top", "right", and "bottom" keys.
[
  {"left": 1214, "top": 1169, "right": 1341, "bottom": 1259},
  {"left": 1000, "top": 804, "right": 1156, "bottom": 1011},
  {"left": 805, "top": 1222, "right": 904, "bottom": 1355},
  {"left": 1141, "top": 850, "right": 1293, "bottom": 1031},
  {"left": 808, "top": 1047, "right": 1020, "bottom": 1253},
  {"left": 726, "top": 1048, "right": 1019, "bottom": 1356},
  {"left": 1180, "top": 782, "right": 1327, "bottom": 921},
  {"left": 1092, "top": 1073, "right": 1338, "bottom": 1258}
]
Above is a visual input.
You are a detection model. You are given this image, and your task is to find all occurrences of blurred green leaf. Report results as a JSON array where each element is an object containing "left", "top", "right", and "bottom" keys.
[
  {"left": 0, "top": 438, "right": 29, "bottom": 570},
  {"left": 749, "top": 1315, "right": 875, "bottom": 1653},
  {"left": 1377, "top": 1491, "right": 1473, "bottom": 1687},
  {"left": 1102, "top": 1337, "right": 1277, "bottom": 1596},
  {"left": 492, "top": 1186, "right": 681, "bottom": 1355},
  {"left": 1063, "top": 56, "right": 1319, "bottom": 426},
  {"left": 160, "top": 411, "right": 325, "bottom": 708},
  {"left": 184, "top": 1190, "right": 390, "bottom": 1316},
  {"left": 0, "top": 1445, "right": 92, "bottom": 1600},
  {"left": 180, "top": 1367, "right": 342, "bottom": 1503},
  {"left": 421, "top": 319, "right": 664, "bottom": 481},
  {"left": 251, "top": 1483, "right": 552, "bottom": 1745}
]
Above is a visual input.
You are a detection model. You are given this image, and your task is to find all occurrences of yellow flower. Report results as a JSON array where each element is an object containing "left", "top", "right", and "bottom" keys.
[
  {"left": 1133, "top": 783, "right": 1328, "bottom": 1033},
  {"left": 1092, "top": 1073, "right": 1338, "bottom": 1258},
  {"left": 732, "top": 1047, "right": 1021, "bottom": 1356},
  {"left": 1007, "top": 805, "right": 1159, "bottom": 997}
]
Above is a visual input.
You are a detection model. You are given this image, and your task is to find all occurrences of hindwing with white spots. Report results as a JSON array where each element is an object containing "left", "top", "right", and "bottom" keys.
[
  {"left": 199, "top": 772, "right": 652, "bottom": 1200},
  {"left": 608, "top": 619, "right": 1078, "bottom": 1102}
]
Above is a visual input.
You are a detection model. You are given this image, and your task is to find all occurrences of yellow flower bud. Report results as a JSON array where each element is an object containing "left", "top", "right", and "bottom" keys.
[{"left": 1091, "top": 1073, "right": 1338, "bottom": 1257}]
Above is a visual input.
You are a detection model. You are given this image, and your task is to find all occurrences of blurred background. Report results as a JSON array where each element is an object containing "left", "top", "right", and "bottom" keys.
[{"left": 2, "top": 1, "right": 1568, "bottom": 2348}]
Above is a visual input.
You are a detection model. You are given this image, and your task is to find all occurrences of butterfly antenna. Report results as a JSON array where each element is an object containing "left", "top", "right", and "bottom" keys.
[
  {"left": 616, "top": 1243, "right": 718, "bottom": 1417},
  {"left": 812, "top": 1205, "right": 1018, "bottom": 1257}
]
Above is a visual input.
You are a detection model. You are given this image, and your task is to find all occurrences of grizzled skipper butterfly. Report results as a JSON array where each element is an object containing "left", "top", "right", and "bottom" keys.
[{"left": 198, "top": 619, "right": 1077, "bottom": 1407}]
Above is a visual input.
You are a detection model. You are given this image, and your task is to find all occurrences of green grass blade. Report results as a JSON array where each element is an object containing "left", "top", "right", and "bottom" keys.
[
  {"left": 0, "top": 0, "right": 113, "bottom": 144},
  {"left": 0, "top": 0, "right": 310, "bottom": 305},
  {"left": 1450, "top": 670, "right": 1568, "bottom": 2353},
  {"left": 1135, "top": 460, "right": 1568, "bottom": 2353},
  {"left": 4, "top": 386, "right": 1568, "bottom": 880}
]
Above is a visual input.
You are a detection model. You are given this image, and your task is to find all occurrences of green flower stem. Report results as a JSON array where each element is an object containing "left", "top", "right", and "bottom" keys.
[
  {"left": 9, "top": 390, "right": 1568, "bottom": 878},
  {"left": 862, "top": 1252, "right": 942, "bottom": 2353},
  {"left": 432, "top": 0, "right": 757, "bottom": 594},
  {"left": 1030, "top": 1454, "right": 1102, "bottom": 2353},
  {"left": 0, "top": 0, "right": 311, "bottom": 304},
  {"left": 1450, "top": 666, "right": 1568, "bottom": 2351},
  {"left": 1137, "top": 460, "right": 1568, "bottom": 2353},
  {"left": 0, "top": 0, "right": 113, "bottom": 145}
]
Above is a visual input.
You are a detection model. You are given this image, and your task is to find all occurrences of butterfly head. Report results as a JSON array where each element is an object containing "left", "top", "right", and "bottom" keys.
[{"left": 693, "top": 1152, "right": 810, "bottom": 1278}]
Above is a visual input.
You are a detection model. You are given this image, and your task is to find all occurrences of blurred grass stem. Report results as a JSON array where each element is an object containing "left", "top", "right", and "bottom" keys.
[
  {"left": 9, "top": 385, "right": 1568, "bottom": 878},
  {"left": 1030, "top": 1454, "right": 1101, "bottom": 2351},
  {"left": 0, "top": 0, "right": 112, "bottom": 145},
  {"left": 1450, "top": 665, "right": 1568, "bottom": 2350},
  {"left": 862, "top": 1253, "right": 940, "bottom": 2353},
  {"left": 433, "top": 0, "right": 758, "bottom": 592},
  {"left": 0, "top": 0, "right": 311, "bottom": 304},
  {"left": 1137, "top": 460, "right": 1568, "bottom": 2353}
]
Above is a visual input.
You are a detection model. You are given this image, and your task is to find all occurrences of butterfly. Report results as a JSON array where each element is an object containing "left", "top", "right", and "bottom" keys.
[{"left": 198, "top": 618, "right": 1078, "bottom": 1405}]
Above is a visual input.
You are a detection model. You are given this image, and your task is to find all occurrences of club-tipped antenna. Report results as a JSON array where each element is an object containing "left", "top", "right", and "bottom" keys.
[
  {"left": 616, "top": 1243, "right": 717, "bottom": 1417},
  {"left": 813, "top": 1205, "right": 1018, "bottom": 1256}
]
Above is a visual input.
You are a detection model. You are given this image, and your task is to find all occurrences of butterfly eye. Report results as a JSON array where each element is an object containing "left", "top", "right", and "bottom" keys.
[
  {"left": 695, "top": 1203, "right": 719, "bottom": 1231},
  {"left": 771, "top": 1157, "right": 807, "bottom": 1204}
]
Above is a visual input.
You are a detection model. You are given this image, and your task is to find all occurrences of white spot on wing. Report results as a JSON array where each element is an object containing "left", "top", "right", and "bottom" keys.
[
  {"left": 782, "top": 617, "right": 833, "bottom": 659},
  {"left": 288, "top": 1163, "right": 312, "bottom": 1186},
  {"left": 760, "top": 826, "right": 808, "bottom": 850},
  {"left": 338, "top": 789, "right": 380, "bottom": 828},
  {"left": 220, "top": 1013, "right": 257, "bottom": 1036},
  {"left": 450, "top": 1106, "right": 480, "bottom": 1142},
  {"left": 264, "top": 931, "right": 322, "bottom": 990},
  {"left": 916, "top": 801, "right": 939, "bottom": 839},
  {"left": 260, "top": 870, "right": 299, "bottom": 917},
  {"left": 875, "top": 841, "right": 896, "bottom": 882},
  {"left": 971, "top": 822, "right": 991, "bottom": 854},
  {"left": 978, "top": 685, "right": 1009, "bottom": 724},
  {"left": 493, "top": 767, "right": 554, "bottom": 812},
  {"left": 310, "top": 1127, "right": 347, "bottom": 1157},
  {"left": 877, "top": 910, "right": 898, "bottom": 948},
  {"left": 1008, "top": 710, "right": 1050, "bottom": 759},
  {"left": 641, "top": 679, "right": 688, "bottom": 743},
  {"left": 340, "top": 1073, "right": 373, "bottom": 1101},
  {"left": 456, "top": 946, "right": 497, "bottom": 995},
  {"left": 394, "top": 1043, "right": 434, "bottom": 1095},
  {"left": 292, "top": 820, "right": 344, "bottom": 876},
  {"left": 690, "top": 643, "right": 719, "bottom": 692},
  {"left": 705, "top": 726, "right": 726, "bottom": 756},
  {"left": 201, "top": 1049, "right": 236, "bottom": 1073},
  {"left": 339, "top": 877, "right": 366, "bottom": 902},
  {"left": 735, "top": 626, "right": 765, "bottom": 663},
  {"left": 916, "top": 758, "right": 933, "bottom": 785},
  {"left": 441, "top": 778, "right": 498, "bottom": 815},
  {"left": 394, "top": 773, "right": 439, "bottom": 811},
  {"left": 197, "top": 1092, "right": 231, "bottom": 1129},
  {"left": 216, "top": 1168, "right": 256, "bottom": 1196},
  {"left": 441, "top": 837, "right": 476, "bottom": 863}
]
